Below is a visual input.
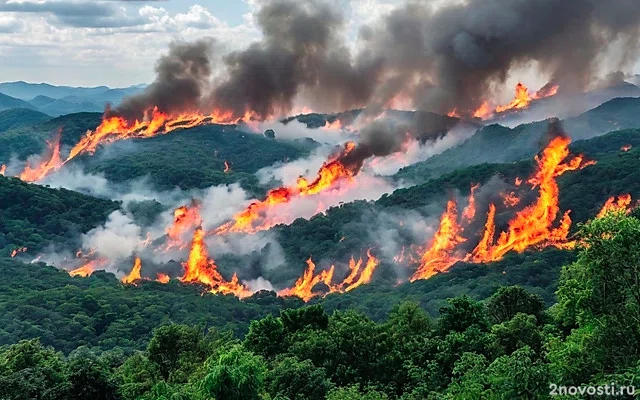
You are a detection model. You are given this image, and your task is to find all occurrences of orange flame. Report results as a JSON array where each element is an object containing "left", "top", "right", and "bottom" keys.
[
  {"left": 19, "top": 130, "right": 63, "bottom": 182},
  {"left": 69, "top": 258, "right": 108, "bottom": 277},
  {"left": 215, "top": 142, "right": 360, "bottom": 234},
  {"left": 18, "top": 107, "right": 250, "bottom": 182},
  {"left": 502, "top": 191, "right": 520, "bottom": 208},
  {"left": 447, "top": 109, "right": 461, "bottom": 118},
  {"left": 122, "top": 257, "right": 143, "bottom": 284},
  {"left": 469, "top": 136, "right": 592, "bottom": 263},
  {"left": 0, "top": 164, "right": 6, "bottom": 176},
  {"left": 495, "top": 82, "right": 533, "bottom": 113},
  {"left": 156, "top": 273, "right": 170, "bottom": 284},
  {"left": 597, "top": 194, "right": 633, "bottom": 218},
  {"left": 410, "top": 200, "right": 466, "bottom": 281},
  {"left": 224, "top": 161, "right": 231, "bottom": 173},
  {"left": 473, "top": 101, "right": 492, "bottom": 119},
  {"left": 277, "top": 258, "right": 335, "bottom": 302},
  {"left": 621, "top": 144, "right": 632, "bottom": 152},
  {"left": 180, "top": 227, "right": 251, "bottom": 297},
  {"left": 462, "top": 183, "right": 480, "bottom": 222},
  {"left": 278, "top": 250, "right": 379, "bottom": 301},
  {"left": 410, "top": 135, "right": 594, "bottom": 281},
  {"left": 166, "top": 202, "right": 202, "bottom": 250},
  {"left": 10, "top": 247, "right": 27, "bottom": 258}
]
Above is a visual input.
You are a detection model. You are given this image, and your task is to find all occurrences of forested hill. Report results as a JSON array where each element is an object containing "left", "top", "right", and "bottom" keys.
[
  {"left": 395, "top": 97, "right": 640, "bottom": 182},
  {"left": 0, "top": 175, "right": 119, "bottom": 256},
  {"left": 1, "top": 212, "right": 638, "bottom": 399}
]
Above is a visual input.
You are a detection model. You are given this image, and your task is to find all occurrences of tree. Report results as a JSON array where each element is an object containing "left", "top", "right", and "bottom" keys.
[
  {"left": 326, "top": 385, "right": 388, "bottom": 400},
  {"left": 66, "top": 347, "right": 118, "bottom": 400},
  {"left": 266, "top": 356, "right": 333, "bottom": 400},
  {"left": 281, "top": 304, "right": 329, "bottom": 334},
  {"left": 490, "top": 313, "right": 543, "bottom": 356},
  {"left": 0, "top": 339, "right": 70, "bottom": 400},
  {"left": 201, "top": 345, "right": 267, "bottom": 400},
  {"left": 438, "top": 295, "right": 489, "bottom": 334},
  {"left": 244, "top": 314, "right": 285, "bottom": 359},
  {"left": 147, "top": 324, "right": 206, "bottom": 382},
  {"left": 552, "top": 213, "right": 640, "bottom": 381},
  {"left": 486, "top": 286, "right": 546, "bottom": 324},
  {"left": 116, "top": 352, "right": 160, "bottom": 400}
]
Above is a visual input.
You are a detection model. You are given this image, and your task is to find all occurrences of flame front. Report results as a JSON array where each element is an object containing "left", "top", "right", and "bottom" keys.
[
  {"left": 18, "top": 107, "right": 246, "bottom": 182},
  {"left": 69, "top": 258, "right": 108, "bottom": 277},
  {"left": 410, "top": 135, "right": 594, "bottom": 281},
  {"left": 410, "top": 200, "right": 467, "bottom": 281},
  {"left": 19, "top": 130, "right": 63, "bottom": 182},
  {"left": 166, "top": 203, "right": 202, "bottom": 250},
  {"left": 215, "top": 142, "right": 360, "bottom": 234},
  {"left": 10, "top": 247, "right": 27, "bottom": 258},
  {"left": 0, "top": 164, "right": 6, "bottom": 176},
  {"left": 278, "top": 250, "right": 380, "bottom": 301},
  {"left": 621, "top": 144, "right": 632, "bottom": 152}
]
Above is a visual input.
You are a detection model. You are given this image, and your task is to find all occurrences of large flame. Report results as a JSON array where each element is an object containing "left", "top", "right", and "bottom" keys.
[
  {"left": 410, "top": 135, "right": 594, "bottom": 281},
  {"left": 122, "top": 257, "right": 143, "bottom": 284},
  {"left": 19, "top": 130, "right": 63, "bottom": 182},
  {"left": 278, "top": 250, "right": 380, "bottom": 301},
  {"left": 471, "top": 82, "right": 560, "bottom": 119},
  {"left": 215, "top": 142, "right": 361, "bottom": 234},
  {"left": 166, "top": 203, "right": 202, "bottom": 250},
  {"left": 180, "top": 227, "right": 251, "bottom": 297},
  {"left": 410, "top": 200, "right": 467, "bottom": 281}
]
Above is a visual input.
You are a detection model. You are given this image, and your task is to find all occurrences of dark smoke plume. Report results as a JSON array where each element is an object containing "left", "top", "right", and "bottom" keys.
[
  {"left": 114, "top": 38, "right": 215, "bottom": 120},
  {"left": 113, "top": 0, "right": 640, "bottom": 121}
]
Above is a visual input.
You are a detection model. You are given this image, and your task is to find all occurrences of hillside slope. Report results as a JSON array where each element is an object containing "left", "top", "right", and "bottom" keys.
[{"left": 395, "top": 97, "right": 640, "bottom": 182}]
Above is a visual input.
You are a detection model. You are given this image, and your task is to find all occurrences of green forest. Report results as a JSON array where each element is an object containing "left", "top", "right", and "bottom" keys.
[{"left": 1, "top": 212, "right": 638, "bottom": 399}]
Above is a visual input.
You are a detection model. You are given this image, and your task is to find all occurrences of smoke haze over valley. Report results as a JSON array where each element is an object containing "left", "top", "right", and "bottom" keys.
[{"left": 2, "top": 1, "right": 640, "bottom": 398}]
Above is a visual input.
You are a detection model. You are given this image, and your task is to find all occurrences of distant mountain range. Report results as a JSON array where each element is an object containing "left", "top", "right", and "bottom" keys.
[{"left": 0, "top": 81, "right": 146, "bottom": 116}]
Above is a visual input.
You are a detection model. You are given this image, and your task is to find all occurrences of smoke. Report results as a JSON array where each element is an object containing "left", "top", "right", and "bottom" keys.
[
  {"left": 109, "top": 0, "right": 640, "bottom": 122},
  {"left": 113, "top": 38, "right": 216, "bottom": 120}
]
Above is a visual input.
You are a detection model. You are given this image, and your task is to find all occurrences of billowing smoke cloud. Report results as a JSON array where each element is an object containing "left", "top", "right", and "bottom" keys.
[
  {"left": 361, "top": 0, "right": 640, "bottom": 115},
  {"left": 114, "top": 38, "right": 215, "bottom": 120},
  {"left": 110, "top": 0, "right": 640, "bottom": 122}
]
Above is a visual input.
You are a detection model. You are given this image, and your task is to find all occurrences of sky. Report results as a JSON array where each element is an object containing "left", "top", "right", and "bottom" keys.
[
  {"left": 0, "top": 0, "right": 402, "bottom": 87},
  {"left": 0, "top": 0, "right": 639, "bottom": 89}
]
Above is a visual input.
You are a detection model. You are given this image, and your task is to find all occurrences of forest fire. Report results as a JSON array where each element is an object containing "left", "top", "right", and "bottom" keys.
[
  {"left": 17, "top": 107, "right": 250, "bottom": 183},
  {"left": 597, "top": 194, "right": 634, "bottom": 218},
  {"left": 278, "top": 250, "right": 380, "bottom": 301},
  {"left": 10, "top": 247, "right": 27, "bottom": 258},
  {"left": 179, "top": 227, "right": 251, "bottom": 297},
  {"left": 19, "top": 131, "right": 63, "bottom": 182},
  {"left": 69, "top": 258, "right": 108, "bottom": 277},
  {"left": 122, "top": 257, "right": 143, "bottom": 284},
  {"left": 410, "top": 134, "right": 594, "bottom": 281},
  {"left": 0, "top": 164, "right": 6, "bottom": 176},
  {"left": 214, "top": 142, "right": 362, "bottom": 234},
  {"left": 224, "top": 161, "right": 231, "bottom": 173},
  {"left": 470, "top": 82, "right": 560, "bottom": 119},
  {"left": 621, "top": 144, "right": 632, "bottom": 152},
  {"left": 410, "top": 200, "right": 466, "bottom": 281},
  {"left": 165, "top": 202, "right": 202, "bottom": 250}
]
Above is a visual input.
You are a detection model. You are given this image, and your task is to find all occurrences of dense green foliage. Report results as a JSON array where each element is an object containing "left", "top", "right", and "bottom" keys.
[
  {"left": 0, "top": 176, "right": 119, "bottom": 256},
  {"left": 1, "top": 212, "right": 638, "bottom": 399},
  {"left": 79, "top": 124, "right": 315, "bottom": 192}
]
